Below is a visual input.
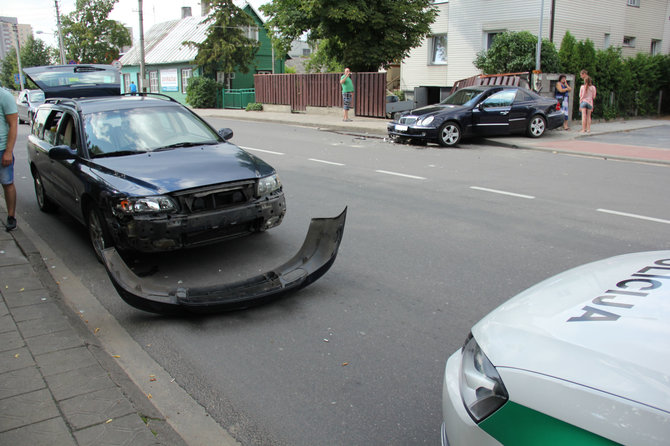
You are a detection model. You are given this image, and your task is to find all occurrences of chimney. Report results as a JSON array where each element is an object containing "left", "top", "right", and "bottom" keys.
[
  {"left": 181, "top": 7, "right": 192, "bottom": 18},
  {"left": 201, "top": 0, "right": 210, "bottom": 16}
]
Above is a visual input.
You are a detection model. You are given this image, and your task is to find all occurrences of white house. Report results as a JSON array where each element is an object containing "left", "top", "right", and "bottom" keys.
[{"left": 401, "top": 0, "right": 670, "bottom": 100}]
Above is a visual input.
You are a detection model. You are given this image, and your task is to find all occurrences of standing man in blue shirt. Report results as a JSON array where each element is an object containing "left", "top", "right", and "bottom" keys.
[
  {"left": 340, "top": 68, "right": 354, "bottom": 122},
  {"left": 0, "top": 86, "right": 18, "bottom": 231},
  {"left": 130, "top": 81, "right": 137, "bottom": 93}
]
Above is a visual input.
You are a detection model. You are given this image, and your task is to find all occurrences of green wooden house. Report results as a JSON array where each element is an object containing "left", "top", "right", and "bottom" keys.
[{"left": 119, "top": 1, "right": 285, "bottom": 107}]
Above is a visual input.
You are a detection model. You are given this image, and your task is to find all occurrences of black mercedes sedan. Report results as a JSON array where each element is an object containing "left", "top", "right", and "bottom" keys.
[
  {"left": 25, "top": 65, "right": 285, "bottom": 262},
  {"left": 388, "top": 85, "right": 564, "bottom": 147}
]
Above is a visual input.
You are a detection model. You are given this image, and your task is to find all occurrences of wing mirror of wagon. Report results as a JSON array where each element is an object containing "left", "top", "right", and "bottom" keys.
[
  {"left": 49, "top": 145, "right": 79, "bottom": 160},
  {"left": 218, "top": 128, "right": 234, "bottom": 141}
]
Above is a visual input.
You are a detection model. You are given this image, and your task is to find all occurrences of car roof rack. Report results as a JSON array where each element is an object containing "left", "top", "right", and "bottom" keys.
[
  {"left": 121, "top": 92, "right": 179, "bottom": 103},
  {"left": 44, "top": 97, "right": 83, "bottom": 112}
]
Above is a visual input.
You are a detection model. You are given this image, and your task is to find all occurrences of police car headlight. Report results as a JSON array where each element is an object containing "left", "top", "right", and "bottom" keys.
[
  {"left": 257, "top": 174, "right": 281, "bottom": 197},
  {"left": 419, "top": 116, "right": 434, "bottom": 126},
  {"left": 459, "top": 333, "right": 509, "bottom": 423}
]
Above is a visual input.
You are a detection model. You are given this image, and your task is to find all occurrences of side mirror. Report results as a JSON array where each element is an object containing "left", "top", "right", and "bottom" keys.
[
  {"left": 218, "top": 128, "right": 234, "bottom": 141},
  {"left": 49, "top": 145, "right": 78, "bottom": 160}
]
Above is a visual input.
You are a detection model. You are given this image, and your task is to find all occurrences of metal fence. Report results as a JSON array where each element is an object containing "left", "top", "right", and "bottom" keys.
[
  {"left": 254, "top": 72, "right": 387, "bottom": 117},
  {"left": 222, "top": 89, "right": 256, "bottom": 109}
]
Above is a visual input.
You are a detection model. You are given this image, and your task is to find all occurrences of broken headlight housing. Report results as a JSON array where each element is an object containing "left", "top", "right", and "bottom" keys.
[
  {"left": 257, "top": 174, "right": 281, "bottom": 197},
  {"left": 114, "top": 196, "right": 177, "bottom": 215},
  {"left": 459, "top": 333, "right": 509, "bottom": 422}
]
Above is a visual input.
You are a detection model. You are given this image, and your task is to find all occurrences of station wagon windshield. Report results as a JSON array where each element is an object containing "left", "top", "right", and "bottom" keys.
[
  {"left": 84, "top": 106, "right": 221, "bottom": 157},
  {"left": 440, "top": 88, "right": 486, "bottom": 107}
]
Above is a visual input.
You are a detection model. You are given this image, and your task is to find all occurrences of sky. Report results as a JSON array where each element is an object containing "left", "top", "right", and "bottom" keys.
[{"left": 1, "top": 0, "right": 267, "bottom": 49}]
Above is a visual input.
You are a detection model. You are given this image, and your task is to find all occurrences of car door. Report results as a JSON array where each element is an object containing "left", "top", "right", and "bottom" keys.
[
  {"left": 49, "top": 111, "right": 85, "bottom": 218},
  {"left": 16, "top": 91, "right": 28, "bottom": 122},
  {"left": 29, "top": 109, "right": 64, "bottom": 204},
  {"left": 508, "top": 89, "right": 536, "bottom": 134},
  {"left": 472, "top": 89, "right": 516, "bottom": 136}
]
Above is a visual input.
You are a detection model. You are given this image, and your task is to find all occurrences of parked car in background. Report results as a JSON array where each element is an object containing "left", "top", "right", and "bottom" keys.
[
  {"left": 24, "top": 65, "right": 286, "bottom": 261},
  {"left": 16, "top": 89, "right": 45, "bottom": 124},
  {"left": 441, "top": 251, "right": 670, "bottom": 446},
  {"left": 388, "top": 85, "right": 563, "bottom": 147}
]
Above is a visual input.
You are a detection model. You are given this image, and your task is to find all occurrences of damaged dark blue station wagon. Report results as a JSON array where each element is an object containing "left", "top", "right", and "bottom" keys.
[{"left": 25, "top": 65, "right": 285, "bottom": 261}]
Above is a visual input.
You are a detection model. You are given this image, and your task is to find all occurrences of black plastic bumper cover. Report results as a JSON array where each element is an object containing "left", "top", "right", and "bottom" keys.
[{"left": 101, "top": 208, "right": 347, "bottom": 314}]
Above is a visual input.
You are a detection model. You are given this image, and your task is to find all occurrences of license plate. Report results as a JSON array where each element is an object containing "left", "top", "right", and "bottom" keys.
[{"left": 395, "top": 124, "right": 408, "bottom": 131}]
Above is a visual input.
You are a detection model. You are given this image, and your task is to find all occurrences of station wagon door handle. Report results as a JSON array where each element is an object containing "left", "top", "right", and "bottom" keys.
[{"left": 499, "top": 111, "right": 509, "bottom": 115}]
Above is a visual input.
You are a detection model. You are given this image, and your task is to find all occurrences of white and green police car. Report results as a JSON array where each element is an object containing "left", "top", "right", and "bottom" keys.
[{"left": 442, "top": 251, "right": 670, "bottom": 445}]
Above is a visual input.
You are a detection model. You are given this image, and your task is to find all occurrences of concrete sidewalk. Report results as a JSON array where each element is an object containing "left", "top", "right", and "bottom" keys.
[
  {"left": 195, "top": 107, "right": 670, "bottom": 165},
  {"left": 0, "top": 220, "right": 185, "bottom": 446}
]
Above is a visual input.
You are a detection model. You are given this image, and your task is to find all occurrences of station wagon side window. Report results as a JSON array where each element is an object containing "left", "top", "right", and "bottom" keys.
[
  {"left": 43, "top": 111, "right": 64, "bottom": 145},
  {"left": 55, "top": 113, "right": 79, "bottom": 151},
  {"left": 480, "top": 90, "right": 516, "bottom": 108},
  {"left": 32, "top": 108, "right": 51, "bottom": 138}
]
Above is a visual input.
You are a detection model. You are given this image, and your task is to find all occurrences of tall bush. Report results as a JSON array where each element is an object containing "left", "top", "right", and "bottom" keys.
[{"left": 186, "top": 76, "right": 221, "bottom": 108}]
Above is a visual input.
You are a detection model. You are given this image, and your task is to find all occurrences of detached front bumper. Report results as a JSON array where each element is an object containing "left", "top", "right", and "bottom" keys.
[
  {"left": 109, "top": 192, "right": 286, "bottom": 252},
  {"left": 102, "top": 208, "right": 347, "bottom": 314},
  {"left": 387, "top": 122, "right": 439, "bottom": 141}
]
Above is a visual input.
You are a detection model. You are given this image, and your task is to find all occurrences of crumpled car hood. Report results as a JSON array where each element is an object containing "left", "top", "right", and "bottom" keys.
[
  {"left": 89, "top": 144, "right": 274, "bottom": 195},
  {"left": 407, "top": 104, "right": 466, "bottom": 117},
  {"left": 102, "top": 208, "right": 347, "bottom": 314},
  {"left": 473, "top": 251, "right": 670, "bottom": 413}
]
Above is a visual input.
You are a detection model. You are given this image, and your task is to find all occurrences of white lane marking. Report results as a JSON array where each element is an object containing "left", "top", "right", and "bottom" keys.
[
  {"left": 375, "top": 170, "right": 427, "bottom": 180},
  {"left": 597, "top": 209, "right": 670, "bottom": 225},
  {"left": 240, "top": 146, "right": 285, "bottom": 155},
  {"left": 470, "top": 186, "right": 535, "bottom": 199},
  {"left": 309, "top": 158, "right": 345, "bottom": 166}
]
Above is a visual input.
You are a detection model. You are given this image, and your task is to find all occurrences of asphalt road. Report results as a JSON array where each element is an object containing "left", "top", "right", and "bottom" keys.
[{"left": 11, "top": 119, "right": 670, "bottom": 445}]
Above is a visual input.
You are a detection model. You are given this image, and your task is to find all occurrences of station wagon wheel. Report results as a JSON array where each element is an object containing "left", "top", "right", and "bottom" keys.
[
  {"left": 33, "top": 169, "right": 57, "bottom": 213},
  {"left": 87, "top": 206, "right": 112, "bottom": 263},
  {"left": 438, "top": 122, "right": 461, "bottom": 147},
  {"left": 528, "top": 115, "right": 546, "bottom": 138}
]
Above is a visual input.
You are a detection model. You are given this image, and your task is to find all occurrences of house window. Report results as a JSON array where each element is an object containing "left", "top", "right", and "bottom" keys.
[
  {"left": 241, "top": 26, "right": 259, "bottom": 41},
  {"left": 122, "top": 73, "right": 131, "bottom": 92},
  {"left": 604, "top": 33, "right": 611, "bottom": 49},
  {"left": 651, "top": 39, "right": 661, "bottom": 55},
  {"left": 181, "top": 68, "right": 192, "bottom": 93},
  {"left": 149, "top": 71, "right": 159, "bottom": 93},
  {"left": 627, "top": 0, "right": 640, "bottom": 7},
  {"left": 431, "top": 34, "right": 448, "bottom": 65},
  {"left": 486, "top": 31, "right": 504, "bottom": 49},
  {"left": 217, "top": 71, "right": 234, "bottom": 90},
  {"left": 623, "top": 36, "right": 636, "bottom": 47}
]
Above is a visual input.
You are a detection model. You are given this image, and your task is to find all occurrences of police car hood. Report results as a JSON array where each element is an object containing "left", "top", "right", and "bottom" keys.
[{"left": 473, "top": 251, "right": 670, "bottom": 412}]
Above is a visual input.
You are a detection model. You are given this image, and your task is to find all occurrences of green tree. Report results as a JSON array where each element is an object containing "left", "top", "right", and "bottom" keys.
[
  {"left": 185, "top": 76, "right": 221, "bottom": 108},
  {"left": 61, "top": 0, "right": 131, "bottom": 64},
  {"left": 260, "top": 0, "right": 438, "bottom": 73},
  {"left": 1, "top": 36, "right": 53, "bottom": 90},
  {"left": 186, "top": 0, "right": 260, "bottom": 78},
  {"left": 474, "top": 31, "right": 560, "bottom": 74}
]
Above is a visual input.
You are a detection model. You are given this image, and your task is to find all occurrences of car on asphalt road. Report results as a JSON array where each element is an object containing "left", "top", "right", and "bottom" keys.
[
  {"left": 441, "top": 251, "right": 670, "bottom": 445},
  {"left": 16, "top": 88, "right": 45, "bottom": 124},
  {"left": 24, "top": 65, "right": 286, "bottom": 261},
  {"left": 388, "top": 85, "right": 563, "bottom": 147}
]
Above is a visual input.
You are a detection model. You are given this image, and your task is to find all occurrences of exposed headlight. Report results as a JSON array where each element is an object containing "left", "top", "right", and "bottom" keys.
[
  {"left": 419, "top": 116, "right": 434, "bottom": 126},
  {"left": 114, "top": 196, "right": 177, "bottom": 215},
  {"left": 459, "top": 333, "right": 508, "bottom": 422},
  {"left": 257, "top": 174, "right": 281, "bottom": 196}
]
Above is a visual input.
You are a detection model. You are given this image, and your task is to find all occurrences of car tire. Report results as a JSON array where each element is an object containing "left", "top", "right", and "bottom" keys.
[
  {"left": 438, "top": 122, "right": 461, "bottom": 147},
  {"left": 33, "top": 170, "right": 58, "bottom": 213},
  {"left": 87, "top": 206, "right": 113, "bottom": 263},
  {"left": 527, "top": 115, "right": 546, "bottom": 138}
]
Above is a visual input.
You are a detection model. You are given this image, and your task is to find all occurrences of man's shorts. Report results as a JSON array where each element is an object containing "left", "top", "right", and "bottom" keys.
[
  {"left": 342, "top": 92, "right": 353, "bottom": 110},
  {"left": 0, "top": 154, "right": 15, "bottom": 185}
]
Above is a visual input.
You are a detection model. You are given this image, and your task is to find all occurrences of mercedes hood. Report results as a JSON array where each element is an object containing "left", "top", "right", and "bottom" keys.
[{"left": 473, "top": 251, "right": 670, "bottom": 412}]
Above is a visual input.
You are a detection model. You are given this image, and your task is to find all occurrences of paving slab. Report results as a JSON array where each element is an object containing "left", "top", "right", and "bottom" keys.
[
  {"left": 0, "top": 366, "right": 45, "bottom": 399},
  {"left": 74, "top": 412, "right": 162, "bottom": 446},
  {"left": 44, "top": 364, "right": 117, "bottom": 401},
  {"left": 24, "top": 327, "right": 84, "bottom": 356},
  {"left": 0, "top": 388, "right": 59, "bottom": 432},
  {"left": 0, "top": 417, "right": 77, "bottom": 446},
  {"left": 0, "top": 329, "right": 24, "bottom": 352},
  {"left": 0, "top": 313, "right": 17, "bottom": 334},
  {"left": 0, "top": 241, "right": 29, "bottom": 267},
  {"left": 0, "top": 347, "right": 35, "bottom": 374},
  {"left": 3, "top": 288, "right": 52, "bottom": 309},
  {"left": 10, "top": 301, "right": 64, "bottom": 323},
  {"left": 35, "top": 345, "right": 98, "bottom": 377},
  {"left": 17, "top": 314, "right": 72, "bottom": 338},
  {"left": 60, "top": 387, "right": 136, "bottom": 430},
  {"left": 0, "top": 264, "right": 44, "bottom": 292}
]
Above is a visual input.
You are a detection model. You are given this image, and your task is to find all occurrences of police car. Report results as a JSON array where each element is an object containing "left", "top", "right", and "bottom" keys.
[{"left": 441, "top": 251, "right": 670, "bottom": 445}]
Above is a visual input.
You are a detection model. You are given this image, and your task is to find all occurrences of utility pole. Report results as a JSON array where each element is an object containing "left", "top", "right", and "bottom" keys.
[
  {"left": 55, "top": 0, "right": 66, "bottom": 64},
  {"left": 535, "top": 0, "right": 545, "bottom": 72},
  {"left": 138, "top": 0, "right": 146, "bottom": 91},
  {"left": 12, "top": 24, "right": 25, "bottom": 90}
]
